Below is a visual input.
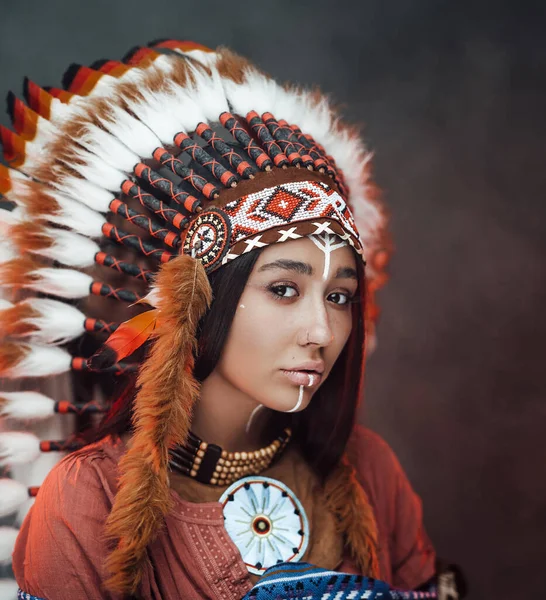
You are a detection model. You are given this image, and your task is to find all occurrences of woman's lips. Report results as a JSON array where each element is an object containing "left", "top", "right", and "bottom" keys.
[{"left": 281, "top": 369, "right": 322, "bottom": 387}]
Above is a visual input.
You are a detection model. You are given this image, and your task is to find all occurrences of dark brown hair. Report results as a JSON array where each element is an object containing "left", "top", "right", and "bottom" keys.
[{"left": 90, "top": 246, "right": 366, "bottom": 481}]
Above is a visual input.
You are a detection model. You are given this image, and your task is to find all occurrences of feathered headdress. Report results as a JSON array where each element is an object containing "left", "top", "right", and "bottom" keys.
[{"left": 0, "top": 39, "right": 389, "bottom": 593}]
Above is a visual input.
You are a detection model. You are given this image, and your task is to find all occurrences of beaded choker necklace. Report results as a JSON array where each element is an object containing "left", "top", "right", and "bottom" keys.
[{"left": 169, "top": 428, "right": 292, "bottom": 486}]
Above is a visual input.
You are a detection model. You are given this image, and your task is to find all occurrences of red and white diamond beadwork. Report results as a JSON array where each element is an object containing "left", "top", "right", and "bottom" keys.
[
  {"left": 182, "top": 180, "right": 363, "bottom": 272},
  {"left": 219, "top": 476, "right": 310, "bottom": 576}
]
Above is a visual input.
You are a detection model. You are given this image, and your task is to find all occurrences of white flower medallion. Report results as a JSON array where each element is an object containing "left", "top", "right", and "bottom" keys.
[{"left": 219, "top": 476, "right": 310, "bottom": 575}]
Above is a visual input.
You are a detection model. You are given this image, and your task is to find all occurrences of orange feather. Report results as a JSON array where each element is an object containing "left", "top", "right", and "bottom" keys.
[{"left": 88, "top": 309, "right": 157, "bottom": 369}]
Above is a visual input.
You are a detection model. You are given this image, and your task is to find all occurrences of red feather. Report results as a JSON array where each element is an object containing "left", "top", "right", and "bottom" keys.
[{"left": 88, "top": 310, "right": 157, "bottom": 370}]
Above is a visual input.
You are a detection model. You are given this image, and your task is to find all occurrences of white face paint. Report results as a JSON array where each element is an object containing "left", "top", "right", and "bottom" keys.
[
  {"left": 287, "top": 385, "right": 305, "bottom": 413},
  {"left": 307, "top": 233, "right": 349, "bottom": 280},
  {"left": 286, "top": 374, "right": 315, "bottom": 413}
]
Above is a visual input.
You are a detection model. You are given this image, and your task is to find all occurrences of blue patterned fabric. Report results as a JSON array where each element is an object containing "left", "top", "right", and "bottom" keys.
[
  {"left": 18, "top": 591, "right": 46, "bottom": 600},
  {"left": 242, "top": 562, "right": 438, "bottom": 600},
  {"left": 19, "top": 564, "right": 438, "bottom": 600}
]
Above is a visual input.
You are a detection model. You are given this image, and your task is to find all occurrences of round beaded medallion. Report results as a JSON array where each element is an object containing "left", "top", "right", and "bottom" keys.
[{"left": 219, "top": 476, "right": 309, "bottom": 575}]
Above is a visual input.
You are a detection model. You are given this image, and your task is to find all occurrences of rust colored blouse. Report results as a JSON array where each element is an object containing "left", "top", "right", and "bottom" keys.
[{"left": 13, "top": 426, "right": 435, "bottom": 599}]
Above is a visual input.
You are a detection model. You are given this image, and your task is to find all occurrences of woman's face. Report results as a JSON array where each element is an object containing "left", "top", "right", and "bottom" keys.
[{"left": 215, "top": 236, "right": 358, "bottom": 413}]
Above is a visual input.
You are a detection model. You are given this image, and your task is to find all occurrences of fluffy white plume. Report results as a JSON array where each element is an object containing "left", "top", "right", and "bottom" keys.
[
  {"left": 119, "top": 84, "right": 192, "bottom": 146},
  {"left": 184, "top": 48, "right": 218, "bottom": 69},
  {"left": 0, "top": 343, "right": 72, "bottom": 378},
  {"left": 45, "top": 190, "right": 106, "bottom": 236},
  {"left": 13, "top": 298, "right": 86, "bottom": 344},
  {"left": 22, "top": 227, "right": 100, "bottom": 268},
  {"left": 0, "top": 390, "right": 55, "bottom": 420},
  {"left": 25, "top": 109, "right": 60, "bottom": 147},
  {"left": 15, "top": 497, "right": 35, "bottom": 527},
  {"left": 78, "top": 121, "right": 143, "bottom": 172},
  {"left": 183, "top": 62, "right": 229, "bottom": 124},
  {"left": 52, "top": 175, "right": 114, "bottom": 213},
  {"left": 0, "top": 527, "right": 19, "bottom": 565},
  {"left": 0, "top": 432, "right": 41, "bottom": 466},
  {"left": 0, "top": 478, "right": 28, "bottom": 517},
  {"left": 7, "top": 138, "right": 42, "bottom": 177},
  {"left": 6, "top": 177, "right": 107, "bottom": 234},
  {"left": 221, "top": 66, "right": 280, "bottom": 116},
  {"left": 138, "top": 286, "right": 161, "bottom": 308},
  {"left": 0, "top": 578, "right": 18, "bottom": 599},
  {"left": 0, "top": 298, "right": 13, "bottom": 310},
  {"left": 24, "top": 267, "right": 93, "bottom": 299},
  {"left": 0, "top": 207, "right": 26, "bottom": 233},
  {"left": 95, "top": 103, "right": 163, "bottom": 157},
  {"left": 60, "top": 146, "right": 126, "bottom": 192},
  {"left": 0, "top": 241, "right": 15, "bottom": 264}
]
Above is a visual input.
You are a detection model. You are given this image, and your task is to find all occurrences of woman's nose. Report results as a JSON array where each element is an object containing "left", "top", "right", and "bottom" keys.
[{"left": 297, "top": 302, "right": 334, "bottom": 347}]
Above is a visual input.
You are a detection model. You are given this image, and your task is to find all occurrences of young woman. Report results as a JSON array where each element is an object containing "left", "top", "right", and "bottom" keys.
[{"left": 0, "top": 40, "right": 438, "bottom": 599}]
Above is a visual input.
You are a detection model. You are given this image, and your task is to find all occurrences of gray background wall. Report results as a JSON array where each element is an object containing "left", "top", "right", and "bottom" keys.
[{"left": 1, "top": 1, "right": 544, "bottom": 598}]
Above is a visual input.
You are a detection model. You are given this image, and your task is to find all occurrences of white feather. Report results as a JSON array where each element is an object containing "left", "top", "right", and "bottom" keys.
[
  {"left": 0, "top": 527, "right": 19, "bottom": 565},
  {"left": 222, "top": 67, "right": 279, "bottom": 116},
  {"left": 149, "top": 54, "right": 179, "bottom": 73},
  {"left": 59, "top": 147, "right": 126, "bottom": 192},
  {"left": 0, "top": 390, "right": 55, "bottom": 420},
  {"left": 24, "top": 227, "right": 100, "bottom": 268},
  {"left": 26, "top": 110, "right": 60, "bottom": 147},
  {"left": 95, "top": 104, "right": 163, "bottom": 157},
  {"left": 0, "top": 578, "right": 18, "bottom": 599},
  {"left": 7, "top": 174, "right": 108, "bottom": 231},
  {"left": 16, "top": 298, "right": 86, "bottom": 344},
  {"left": 118, "top": 87, "right": 190, "bottom": 146},
  {"left": 184, "top": 62, "right": 229, "bottom": 123},
  {"left": 15, "top": 497, "right": 35, "bottom": 527},
  {"left": 0, "top": 343, "right": 72, "bottom": 378},
  {"left": 0, "top": 432, "right": 41, "bottom": 466},
  {"left": 78, "top": 122, "right": 142, "bottom": 172},
  {"left": 44, "top": 190, "right": 106, "bottom": 236},
  {"left": 8, "top": 138, "right": 41, "bottom": 176},
  {"left": 139, "top": 287, "right": 161, "bottom": 308},
  {"left": 0, "top": 529, "right": 19, "bottom": 567},
  {"left": 0, "top": 478, "right": 28, "bottom": 517},
  {"left": 0, "top": 207, "right": 24, "bottom": 232},
  {"left": 52, "top": 175, "right": 114, "bottom": 213},
  {"left": 0, "top": 299, "right": 13, "bottom": 310},
  {"left": 183, "top": 49, "right": 218, "bottom": 69},
  {"left": 0, "top": 239, "right": 15, "bottom": 264},
  {"left": 77, "top": 71, "right": 117, "bottom": 98},
  {"left": 23, "top": 267, "right": 93, "bottom": 299}
]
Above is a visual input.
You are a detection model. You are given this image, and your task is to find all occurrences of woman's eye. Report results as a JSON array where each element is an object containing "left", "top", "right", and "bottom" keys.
[
  {"left": 328, "top": 292, "right": 350, "bottom": 305},
  {"left": 269, "top": 284, "right": 298, "bottom": 298}
]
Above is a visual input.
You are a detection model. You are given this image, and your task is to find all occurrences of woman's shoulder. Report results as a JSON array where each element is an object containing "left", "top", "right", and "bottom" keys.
[
  {"left": 347, "top": 425, "right": 401, "bottom": 473},
  {"left": 39, "top": 434, "right": 125, "bottom": 506},
  {"left": 345, "top": 425, "right": 409, "bottom": 509}
]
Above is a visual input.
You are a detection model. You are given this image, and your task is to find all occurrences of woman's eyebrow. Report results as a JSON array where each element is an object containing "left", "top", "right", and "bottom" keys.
[
  {"left": 258, "top": 259, "right": 313, "bottom": 275},
  {"left": 334, "top": 266, "right": 358, "bottom": 280}
]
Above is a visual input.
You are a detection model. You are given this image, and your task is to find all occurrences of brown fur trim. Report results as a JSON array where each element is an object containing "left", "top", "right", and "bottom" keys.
[
  {"left": 104, "top": 254, "right": 212, "bottom": 594},
  {"left": 10, "top": 221, "right": 53, "bottom": 252},
  {"left": 0, "top": 302, "right": 39, "bottom": 337},
  {"left": 215, "top": 47, "right": 257, "bottom": 84},
  {"left": 0, "top": 341, "right": 26, "bottom": 374},
  {"left": 324, "top": 455, "right": 380, "bottom": 578},
  {"left": 16, "top": 180, "right": 61, "bottom": 217},
  {"left": 0, "top": 256, "right": 42, "bottom": 291}
]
